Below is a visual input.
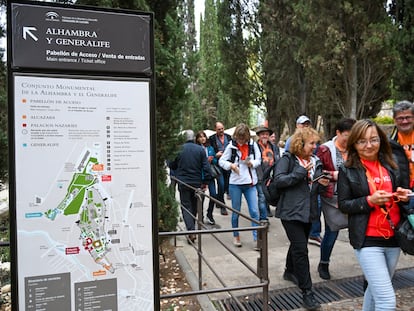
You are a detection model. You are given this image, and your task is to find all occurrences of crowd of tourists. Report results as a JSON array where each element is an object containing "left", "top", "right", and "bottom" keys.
[{"left": 168, "top": 100, "right": 414, "bottom": 311}]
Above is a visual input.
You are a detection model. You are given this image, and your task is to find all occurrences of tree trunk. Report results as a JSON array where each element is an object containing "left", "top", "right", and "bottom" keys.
[{"left": 349, "top": 54, "right": 357, "bottom": 119}]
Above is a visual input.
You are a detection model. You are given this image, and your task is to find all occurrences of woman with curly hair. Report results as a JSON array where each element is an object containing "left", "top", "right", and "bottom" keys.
[{"left": 274, "top": 127, "right": 330, "bottom": 310}]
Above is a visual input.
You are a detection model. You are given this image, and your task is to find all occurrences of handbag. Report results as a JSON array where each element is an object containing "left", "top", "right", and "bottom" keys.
[
  {"left": 382, "top": 206, "right": 414, "bottom": 255},
  {"left": 394, "top": 218, "right": 414, "bottom": 255},
  {"left": 321, "top": 196, "right": 348, "bottom": 231},
  {"left": 210, "top": 163, "right": 222, "bottom": 179}
]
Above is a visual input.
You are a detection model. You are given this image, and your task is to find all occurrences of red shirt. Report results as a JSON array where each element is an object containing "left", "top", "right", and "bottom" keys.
[{"left": 362, "top": 159, "right": 400, "bottom": 238}]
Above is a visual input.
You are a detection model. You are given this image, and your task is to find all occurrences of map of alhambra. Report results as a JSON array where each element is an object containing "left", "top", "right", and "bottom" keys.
[
  {"left": 14, "top": 76, "right": 154, "bottom": 310},
  {"left": 45, "top": 149, "right": 115, "bottom": 273}
]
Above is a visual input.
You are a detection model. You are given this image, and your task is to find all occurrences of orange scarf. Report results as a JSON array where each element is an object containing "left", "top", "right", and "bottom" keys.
[
  {"left": 237, "top": 143, "right": 249, "bottom": 160},
  {"left": 259, "top": 141, "right": 274, "bottom": 166}
]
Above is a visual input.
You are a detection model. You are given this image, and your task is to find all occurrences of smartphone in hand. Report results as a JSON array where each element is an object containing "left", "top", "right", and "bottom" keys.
[{"left": 312, "top": 172, "right": 331, "bottom": 183}]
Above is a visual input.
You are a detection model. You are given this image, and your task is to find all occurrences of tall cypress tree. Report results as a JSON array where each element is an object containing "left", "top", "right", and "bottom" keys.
[
  {"left": 217, "top": 0, "right": 252, "bottom": 126},
  {"left": 389, "top": 0, "right": 414, "bottom": 100},
  {"left": 198, "top": 0, "right": 222, "bottom": 128},
  {"left": 259, "top": 0, "right": 305, "bottom": 134}
]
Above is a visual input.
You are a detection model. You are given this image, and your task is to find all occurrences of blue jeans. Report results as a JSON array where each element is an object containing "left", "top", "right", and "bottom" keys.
[
  {"left": 320, "top": 222, "right": 338, "bottom": 263},
  {"left": 256, "top": 183, "right": 268, "bottom": 220},
  {"left": 229, "top": 184, "right": 259, "bottom": 240},
  {"left": 355, "top": 246, "right": 400, "bottom": 311},
  {"left": 216, "top": 172, "right": 225, "bottom": 203}
]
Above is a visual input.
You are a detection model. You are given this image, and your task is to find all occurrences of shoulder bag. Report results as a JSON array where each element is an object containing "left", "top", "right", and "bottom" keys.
[
  {"left": 321, "top": 195, "right": 348, "bottom": 231},
  {"left": 210, "top": 163, "right": 222, "bottom": 179}
]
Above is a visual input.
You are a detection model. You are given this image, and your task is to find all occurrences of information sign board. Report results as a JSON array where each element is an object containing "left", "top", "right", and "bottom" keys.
[
  {"left": 13, "top": 74, "right": 154, "bottom": 310},
  {"left": 9, "top": 1, "right": 157, "bottom": 309},
  {"left": 11, "top": 2, "right": 152, "bottom": 73}
]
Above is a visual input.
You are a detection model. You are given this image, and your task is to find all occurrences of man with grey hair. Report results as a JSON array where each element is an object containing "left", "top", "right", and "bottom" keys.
[
  {"left": 209, "top": 122, "right": 232, "bottom": 215},
  {"left": 389, "top": 100, "right": 414, "bottom": 190},
  {"left": 169, "top": 130, "right": 212, "bottom": 243}
]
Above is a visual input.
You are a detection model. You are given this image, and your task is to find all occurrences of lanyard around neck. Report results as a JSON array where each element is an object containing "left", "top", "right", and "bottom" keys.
[
  {"left": 297, "top": 156, "right": 314, "bottom": 185},
  {"left": 362, "top": 160, "right": 384, "bottom": 192}
]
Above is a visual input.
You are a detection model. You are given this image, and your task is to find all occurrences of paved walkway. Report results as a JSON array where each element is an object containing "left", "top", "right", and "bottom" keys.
[{"left": 174, "top": 196, "right": 414, "bottom": 310}]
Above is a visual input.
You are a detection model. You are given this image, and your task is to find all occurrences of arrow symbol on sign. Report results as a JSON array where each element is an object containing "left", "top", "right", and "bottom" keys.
[{"left": 23, "top": 27, "right": 38, "bottom": 41}]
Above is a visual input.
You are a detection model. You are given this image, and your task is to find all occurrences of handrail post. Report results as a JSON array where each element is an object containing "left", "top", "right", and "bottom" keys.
[
  {"left": 261, "top": 223, "right": 269, "bottom": 311},
  {"left": 195, "top": 189, "right": 204, "bottom": 290}
]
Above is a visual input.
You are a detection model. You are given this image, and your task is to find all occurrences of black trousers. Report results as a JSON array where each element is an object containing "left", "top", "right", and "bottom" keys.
[
  {"left": 178, "top": 185, "right": 197, "bottom": 231},
  {"left": 281, "top": 219, "right": 313, "bottom": 291}
]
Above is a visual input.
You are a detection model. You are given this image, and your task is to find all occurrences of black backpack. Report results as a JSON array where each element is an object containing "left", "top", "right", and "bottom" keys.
[
  {"left": 230, "top": 141, "right": 255, "bottom": 163},
  {"left": 262, "top": 163, "right": 280, "bottom": 206},
  {"left": 262, "top": 153, "right": 292, "bottom": 206}
]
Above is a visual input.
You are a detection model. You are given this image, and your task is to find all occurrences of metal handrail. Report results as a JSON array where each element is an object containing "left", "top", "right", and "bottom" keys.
[{"left": 159, "top": 177, "right": 269, "bottom": 310}]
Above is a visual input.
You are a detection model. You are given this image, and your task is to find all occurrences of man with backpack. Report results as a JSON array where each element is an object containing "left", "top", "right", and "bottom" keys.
[
  {"left": 255, "top": 126, "right": 280, "bottom": 221},
  {"left": 210, "top": 122, "right": 233, "bottom": 215}
]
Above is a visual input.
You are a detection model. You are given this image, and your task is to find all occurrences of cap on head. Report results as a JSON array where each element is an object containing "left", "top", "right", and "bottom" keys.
[
  {"left": 296, "top": 115, "right": 311, "bottom": 124},
  {"left": 255, "top": 126, "right": 273, "bottom": 136},
  {"left": 184, "top": 129, "right": 195, "bottom": 141}
]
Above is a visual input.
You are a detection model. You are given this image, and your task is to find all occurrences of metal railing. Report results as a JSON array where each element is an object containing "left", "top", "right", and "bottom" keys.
[{"left": 159, "top": 177, "right": 269, "bottom": 311}]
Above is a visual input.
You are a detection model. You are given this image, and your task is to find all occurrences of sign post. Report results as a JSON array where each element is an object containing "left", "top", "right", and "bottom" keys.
[{"left": 8, "top": 1, "right": 157, "bottom": 310}]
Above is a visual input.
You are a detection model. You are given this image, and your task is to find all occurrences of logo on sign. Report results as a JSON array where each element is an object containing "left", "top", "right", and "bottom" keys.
[{"left": 45, "top": 11, "right": 60, "bottom": 21}]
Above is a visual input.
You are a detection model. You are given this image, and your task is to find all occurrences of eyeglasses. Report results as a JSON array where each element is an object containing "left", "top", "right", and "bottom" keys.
[
  {"left": 395, "top": 116, "right": 414, "bottom": 122},
  {"left": 355, "top": 137, "right": 381, "bottom": 146}
]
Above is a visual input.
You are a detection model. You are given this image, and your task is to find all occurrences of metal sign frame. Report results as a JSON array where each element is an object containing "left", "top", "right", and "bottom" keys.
[{"left": 7, "top": 1, "right": 158, "bottom": 310}]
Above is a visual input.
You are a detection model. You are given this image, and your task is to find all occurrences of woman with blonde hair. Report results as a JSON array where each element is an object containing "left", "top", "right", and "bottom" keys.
[{"left": 274, "top": 127, "right": 330, "bottom": 310}]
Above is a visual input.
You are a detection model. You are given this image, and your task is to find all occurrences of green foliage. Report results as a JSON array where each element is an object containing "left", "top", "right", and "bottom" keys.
[
  {"left": 149, "top": 1, "right": 189, "bottom": 233},
  {"left": 216, "top": 1, "right": 252, "bottom": 125},
  {"left": 259, "top": 0, "right": 397, "bottom": 135},
  {"left": 74, "top": 0, "right": 148, "bottom": 9},
  {"left": 0, "top": 218, "right": 9, "bottom": 263},
  {"left": 373, "top": 115, "right": 394, "bottom": 125},
  {"left": 157, "top": 180, "right": 179, "bottom": 232},
  {"left": 389, "top": 0, "right": 414, "bottom": 100},
  {"left": 198, "top": 0, "right": 221, "bottom": 128}
]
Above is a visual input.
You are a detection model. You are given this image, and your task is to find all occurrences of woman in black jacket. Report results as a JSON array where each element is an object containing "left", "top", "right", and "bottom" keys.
[
  {"left": 274, "top": 127, "right": 330, "bottom": 310},
  {"left": 338, "top": 119, "right": 411, "bottom": 311}
]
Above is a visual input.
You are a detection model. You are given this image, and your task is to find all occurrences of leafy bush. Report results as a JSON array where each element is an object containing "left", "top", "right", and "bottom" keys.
[
  {"left": 157, "top": 180, "right": 179, "bottom": 233},
  {"left": 0, "top": 217, "right": 9, "bottom": 263},
  {"left": 373, "top": 115, "right": 394, "bottom": 124}
]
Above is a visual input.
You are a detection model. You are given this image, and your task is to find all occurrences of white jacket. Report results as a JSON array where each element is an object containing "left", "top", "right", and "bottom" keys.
[{"left": 219, "top": 139, "right": 262, "bottom": 185}]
